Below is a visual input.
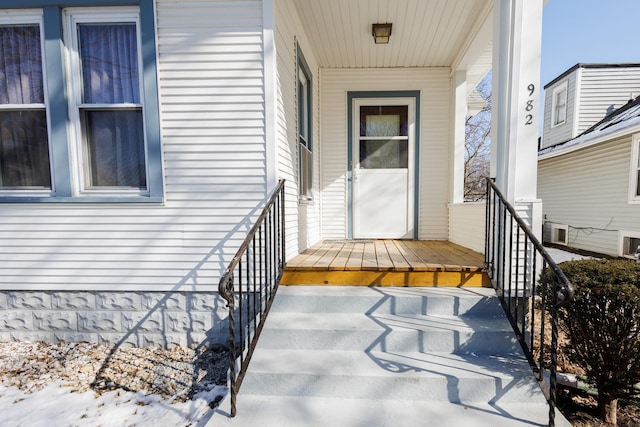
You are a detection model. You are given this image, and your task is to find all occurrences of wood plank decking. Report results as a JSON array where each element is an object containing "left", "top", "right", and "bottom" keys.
[{"left": 281, "top": 240, "right": 490, "bottom": 287}]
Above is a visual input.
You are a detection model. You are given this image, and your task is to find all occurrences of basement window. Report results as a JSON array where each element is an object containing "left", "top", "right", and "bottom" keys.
[
  {"left": 620, "top": 232, "right": 640, "bottom": 260},
  {"left": 547, "top": 223, "right": 568, "bottom": 245}
]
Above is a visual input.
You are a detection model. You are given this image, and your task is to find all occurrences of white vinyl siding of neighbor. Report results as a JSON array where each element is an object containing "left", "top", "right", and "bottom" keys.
[
  {"left": 274, "top": 0, "right": 321, "bottom": 257},
  {"left": 538, "top": 135, "right": 640, "bottom": 257},
  {"left": 0, "top": 1, "right": 266, "bottom": 291},
  {"left": 321, "top": 68, "right": 450, "bottom": 240},
  {"left": 576, "top": 67, "right": 640, "bottom": 134}
]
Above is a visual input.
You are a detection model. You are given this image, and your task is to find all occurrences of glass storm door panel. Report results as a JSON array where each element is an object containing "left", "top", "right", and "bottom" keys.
[{"left": 353, "top": 99, "right": 415, "bottom": 239}]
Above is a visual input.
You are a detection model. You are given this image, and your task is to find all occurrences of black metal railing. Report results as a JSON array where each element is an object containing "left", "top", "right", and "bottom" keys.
[
  {"left": 484, "top": 178, "right": 574, "bottom": 427},
  {"left": 218, "top": 180, "right": 286, "bottom": 417}
]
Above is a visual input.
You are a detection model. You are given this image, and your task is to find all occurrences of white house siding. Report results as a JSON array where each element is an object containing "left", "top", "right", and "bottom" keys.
[
  {"left": 274, "top": 0, "right": 321, "bottom": 258},
  {"left": 540, "top": 71, "right": 577, "bottom": 149},
  {"left": 576, "top": 67, "right": 640, "bottom": 134},
  {"left": 0, "top": 0, "right": 267, "bottom": 346},
  {"left": 538, "top": 136, "right": 639, "bottom": 257},
  {"left": 448, "top": 203, "right": 485, "bottom": 254},
  {"left": 0, "top": 1, "right": 265, "bottom": 292},
  {"left": 320, "top": 68, "right": 451, "bottom": 240}
]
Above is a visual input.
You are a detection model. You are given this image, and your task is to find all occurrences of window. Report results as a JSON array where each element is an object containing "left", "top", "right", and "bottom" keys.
[
  {"left": 0, "top": 4, "right": 161, "bottom": 202},
  {"left": 620, "top": 232, "right": 640, "bottom": 259},
  {"left": 66, "top": 10, "right": 146, "bottom": 193},
  {"left": 0, "top": 16, "right": 51, "bottom": 191},
  {"left": 631, "top": 134, "right": 640, "bottom": 203},
  {"left": 297, "top": 45, "right": 312, "bottom": 200},
  {"left": 551, "top": 81, "right": 568, "bottom": 127},
  {"left": 546, "top": 223, "right": 569, "bottom": 245}
]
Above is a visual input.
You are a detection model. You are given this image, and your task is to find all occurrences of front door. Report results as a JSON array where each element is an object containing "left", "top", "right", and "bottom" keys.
[{"left": 352, "top": 98, "right": 415, "bottom": 239}]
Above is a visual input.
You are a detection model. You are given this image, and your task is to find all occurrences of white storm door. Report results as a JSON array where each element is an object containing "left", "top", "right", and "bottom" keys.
[{"left": 353, "top": 99, "right": 415, "bottom": 239}]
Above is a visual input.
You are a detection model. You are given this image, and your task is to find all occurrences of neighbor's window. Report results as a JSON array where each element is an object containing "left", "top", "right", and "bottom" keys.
[
  {"left": 631, "top": 134, "right": 640, "bottom": 202},
  {"left": 620, "top": 232, "right": 640, "bottom": 259},
  {"left": 66, "top": 10, "right": 147, "bottom": 193},
  {"left": 0, "top": 19, "right": 51, "bottom": 190},
  {"left": 297, "top": 46, "right": 312, "bottom": 200},
  {"left": 552, "top": 81, "right": 568, "bottom": 127}
]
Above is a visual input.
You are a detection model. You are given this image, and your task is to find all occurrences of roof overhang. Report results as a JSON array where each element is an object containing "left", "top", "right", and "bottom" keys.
[{"left": 292, "top": 0, "right": 493, "bottom": 84}]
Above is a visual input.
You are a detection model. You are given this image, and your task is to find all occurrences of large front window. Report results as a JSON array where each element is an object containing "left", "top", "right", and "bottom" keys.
[
  {"left": 0, "top": 23, "right": 51, "bottom": 190},
  {"left": 0, "top": 4, "right": 161, "bottom": 202},
  {"left": 67, "top": 11, "right": 147, "bottom": 193}
]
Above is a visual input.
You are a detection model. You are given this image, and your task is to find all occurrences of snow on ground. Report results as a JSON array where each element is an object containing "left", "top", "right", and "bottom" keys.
[
  {"left": 0, "top": 382, "right": 226, "bottom": 427},
  {"left": 545, "top": 247, "right": 593, "bottom": 264},
  {"left": 0, "top": 341, "right": 228, "bottom": 427}
]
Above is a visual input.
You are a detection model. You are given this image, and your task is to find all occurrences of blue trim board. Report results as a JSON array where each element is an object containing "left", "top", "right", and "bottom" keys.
[
  {"left": 346, "top": 91, "right": 421, "bottom": 239},
  {"left": 297, "top": 45, "right": 313, "bottom": 151},
  {"left": 139, "top": 0, "right": 164, "bottom": 198},
  {"left": 43, "top": 7, "right": 72, "bottom": 197}
]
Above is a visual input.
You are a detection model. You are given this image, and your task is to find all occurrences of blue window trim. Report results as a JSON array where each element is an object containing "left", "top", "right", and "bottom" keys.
[
  {"left": 297, "top": 45, "right": 312, "bottom": 152},
  {"left": 0, "top": 0, "right": 163, "bottom": 204},
  {"left": 296, "top": 44, "right": 313, "bottom": 200},
  {"left": 346, "top": 90, "right": 421, "bottom": 239}
]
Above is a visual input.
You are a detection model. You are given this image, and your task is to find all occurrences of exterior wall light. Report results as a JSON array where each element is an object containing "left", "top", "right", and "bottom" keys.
[{"left": 372, "top": 23, "right": 392, "bottom": 44}]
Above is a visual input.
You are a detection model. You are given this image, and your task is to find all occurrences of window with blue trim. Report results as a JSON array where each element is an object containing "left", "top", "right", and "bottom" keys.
[
  {"left": 0, "top": 4, "right": 162, "bottom": 202},
  {"left": 297, "top": 45, "right": 312, "bottom": 200}
]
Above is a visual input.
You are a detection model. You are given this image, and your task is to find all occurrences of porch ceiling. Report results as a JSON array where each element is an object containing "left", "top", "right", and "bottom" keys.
[{"left": 293, "top": 0, "right": 493, "bottom": 72}]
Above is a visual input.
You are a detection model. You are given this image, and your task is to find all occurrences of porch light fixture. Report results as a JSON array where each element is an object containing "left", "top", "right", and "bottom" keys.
[{"left": 372, "top": 23, "right": 392, "bottom": 44}]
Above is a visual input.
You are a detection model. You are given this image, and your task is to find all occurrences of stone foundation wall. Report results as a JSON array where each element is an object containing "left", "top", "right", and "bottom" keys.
[{"left": 0, "top": 291, "right": 230, "bottom": 349}]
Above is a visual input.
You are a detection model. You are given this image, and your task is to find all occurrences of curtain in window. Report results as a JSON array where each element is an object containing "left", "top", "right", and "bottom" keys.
[
  {"left": 0, "top": 25, "right": 50, "bottom": 188},
  {"left": 78, "top": 24, "right": 145, "bottom": 188},
  {"left": 79, "top": 24, "right": 139, "bottom": 104},
  {"left": 84, "top": 110, "right": 145, "bottom": 187}
]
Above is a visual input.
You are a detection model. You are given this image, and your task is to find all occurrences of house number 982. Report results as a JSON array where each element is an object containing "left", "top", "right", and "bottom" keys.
[{"left": 525, "top": 84, "right": 535, "bottom": 125}]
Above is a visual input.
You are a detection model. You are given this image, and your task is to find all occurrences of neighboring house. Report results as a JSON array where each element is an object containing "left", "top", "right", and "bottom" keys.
[
  {"left": 538, "top": 66, "right": 640, "bottom": 259},
  {"left": 540, "top": 63, "right": 640, "bottom": 150},
  {"left": 0, "top": 0, "right": 544, "bottom": 347}
]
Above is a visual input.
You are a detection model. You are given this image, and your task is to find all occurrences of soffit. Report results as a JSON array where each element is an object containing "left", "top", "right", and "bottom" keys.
[{"left": 292, "top": 0, "right": 492, "bottom": 69}]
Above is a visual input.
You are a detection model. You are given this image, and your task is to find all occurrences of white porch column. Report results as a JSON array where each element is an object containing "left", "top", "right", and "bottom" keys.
[
  {"left": 491, "top": 0, "right": 542, "bottom": 203},
  {"left": 451, "top": 70, "right": 468, "bottom": 204},
  {"left": 263, "top": 0, "right": 278, "bottom": 191},
  {"left": 491, "top": 0, "right": 543, "bottom": 235}
]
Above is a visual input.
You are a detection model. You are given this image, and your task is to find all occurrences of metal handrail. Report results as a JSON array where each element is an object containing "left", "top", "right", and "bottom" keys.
[
  {"left": 218, "top": 179, "right": 286, "bottom": 417},
  {"left": 484, "top": 177, "right": 574, "bottom": 427}
]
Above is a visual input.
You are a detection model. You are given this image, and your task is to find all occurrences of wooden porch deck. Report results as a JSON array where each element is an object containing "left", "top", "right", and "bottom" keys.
[{"left": 281, "top": 240, "right": 490, "bottom": 287}]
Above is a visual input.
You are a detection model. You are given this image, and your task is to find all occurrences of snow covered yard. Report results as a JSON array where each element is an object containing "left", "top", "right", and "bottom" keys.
[{"left": 0, "top": 341, "right": 228, "bottom": 426}]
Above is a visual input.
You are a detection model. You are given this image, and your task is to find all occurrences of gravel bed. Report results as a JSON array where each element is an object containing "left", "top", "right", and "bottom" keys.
[{"left": 0, "top": 341, "right": 229, "bottom": 406}]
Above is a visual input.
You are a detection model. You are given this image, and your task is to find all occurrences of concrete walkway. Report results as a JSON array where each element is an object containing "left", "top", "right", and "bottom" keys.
[{"left": 210, "top": 286, "right": 571, "bottom": 427}]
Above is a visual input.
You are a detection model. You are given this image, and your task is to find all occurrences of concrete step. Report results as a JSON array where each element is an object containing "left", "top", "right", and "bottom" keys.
[
  {"left": 272, "top": 285, "right": 502, "bottom": 316},
  {"left": 241, "top": 349, "right": 542, "bottom": 403},
  {"left": 213, "top": 395, "right": 571, "bottom": 427},
  {"left": 258, "top": 311, "right": 521, "bottom": 354},
  {"left": 207, "top": 286, "right": 571, "bottom": 427}
]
